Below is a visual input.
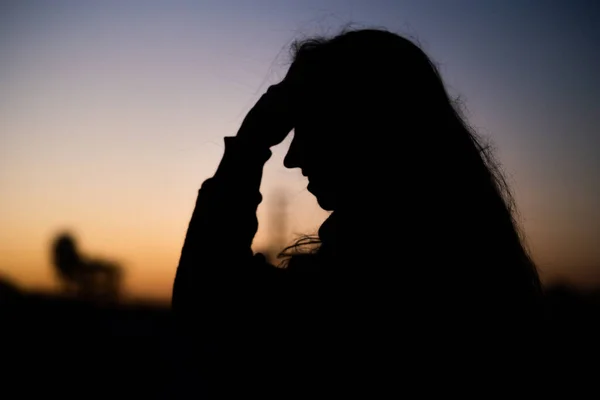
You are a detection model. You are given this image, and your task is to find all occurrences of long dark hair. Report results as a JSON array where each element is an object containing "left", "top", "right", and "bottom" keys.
[{"left": 278, "top": 28, "right": 541, "bottom": 310}]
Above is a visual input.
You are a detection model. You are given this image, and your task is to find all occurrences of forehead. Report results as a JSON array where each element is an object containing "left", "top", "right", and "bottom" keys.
[
  {"left": 293, "top": 103, "right": 334, "bottom": 133},
  {"left": 293, "top": 86, "right": 346, "bottom": 119}
]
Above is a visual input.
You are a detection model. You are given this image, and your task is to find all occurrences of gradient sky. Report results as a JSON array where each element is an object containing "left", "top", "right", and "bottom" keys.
[{"left": 1, "top": 0, "right": 598, "bottom": 301}]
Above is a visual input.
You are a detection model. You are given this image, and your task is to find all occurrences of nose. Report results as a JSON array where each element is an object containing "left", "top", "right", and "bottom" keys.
[{"left": 283, "top": 133, "right": 301, "bottom": 169}]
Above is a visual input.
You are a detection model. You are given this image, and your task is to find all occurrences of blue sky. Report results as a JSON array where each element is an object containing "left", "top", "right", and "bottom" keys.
[{"left": 1, "top": 0, "right": 598, "bottom": 297}]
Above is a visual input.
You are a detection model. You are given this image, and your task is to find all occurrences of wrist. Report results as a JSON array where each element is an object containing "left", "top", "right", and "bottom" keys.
[
  {"left": 213, "top": 136, "right": 272, "bottom": 180},
  {"left": 226, "top": 136, "right": 272, "bottom": 158},
  {"left": 233, "top": 128, "right": 273, "bottom": 151}
]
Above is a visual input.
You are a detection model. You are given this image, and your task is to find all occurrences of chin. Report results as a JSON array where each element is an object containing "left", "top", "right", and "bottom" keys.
[
  {"left": 317, "top": 200, "right": 334, "bottom": 211},
  {"left": 315, "top": 194, "right": 336, "bottom": 211},
  {"left": 308, "top": 182, "right": 336, "bottom": 211}
]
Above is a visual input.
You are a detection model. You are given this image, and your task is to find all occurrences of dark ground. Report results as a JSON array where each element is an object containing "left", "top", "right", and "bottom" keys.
[
  {"left": 1, "top": 278, "right": 599, "bottom": 396},
  {"left": 0, "top": 281, "right": 178, "bottom": 398}
]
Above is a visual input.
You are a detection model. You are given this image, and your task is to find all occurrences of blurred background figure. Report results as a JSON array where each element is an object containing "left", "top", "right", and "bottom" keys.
[{"left": 51, "top": 233, "right": 123, "bottom": 302}]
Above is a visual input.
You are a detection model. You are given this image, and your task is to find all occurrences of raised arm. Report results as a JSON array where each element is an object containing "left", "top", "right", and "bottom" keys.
[
  {"left": 172, "top": 136, "right": 269, "bottom": 298},
  {"left": 171, "top": 83, "right": 295, "bottom": 372}
]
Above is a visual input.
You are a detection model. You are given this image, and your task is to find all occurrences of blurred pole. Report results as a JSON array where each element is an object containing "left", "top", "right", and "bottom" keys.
[{"left": 266, "top": 188, "right": 289, "bottom": 265}]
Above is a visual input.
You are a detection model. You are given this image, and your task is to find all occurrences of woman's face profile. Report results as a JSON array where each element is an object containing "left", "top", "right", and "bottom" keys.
[{"left": 284, "top": 102, "right": 341, "bottom": 211}]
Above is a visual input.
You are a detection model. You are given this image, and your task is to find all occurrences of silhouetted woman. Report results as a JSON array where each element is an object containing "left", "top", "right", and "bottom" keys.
[{"left": 172, "top": 28, "right": 544, "bottom": 395}]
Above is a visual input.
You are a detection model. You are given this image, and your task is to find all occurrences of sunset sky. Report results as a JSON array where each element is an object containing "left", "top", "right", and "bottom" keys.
[{"left": 1, "top": 0, "right": 598, "bottom": 301}]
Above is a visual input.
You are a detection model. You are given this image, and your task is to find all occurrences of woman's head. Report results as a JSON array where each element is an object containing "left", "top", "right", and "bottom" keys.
[
  {"left": 283, "top": 29, "right": 471, "bottom": 211},
  {"left": 281, "top": 28, "right": 541, "bottom": 307}
]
